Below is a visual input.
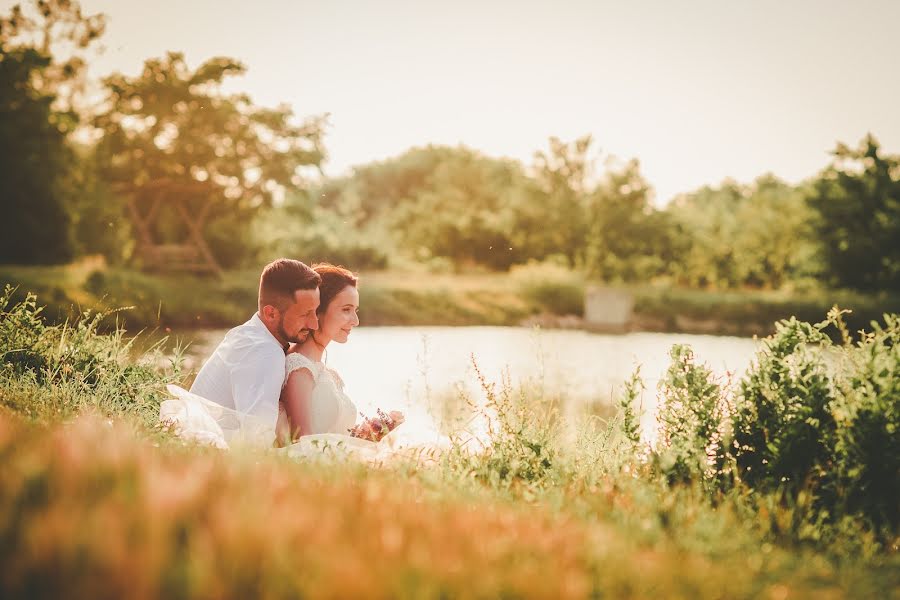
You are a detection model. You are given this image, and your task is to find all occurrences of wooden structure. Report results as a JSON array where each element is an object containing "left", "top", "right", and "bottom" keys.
[{"left": 120, "top": 179, "right": 223, "bottom": 276}]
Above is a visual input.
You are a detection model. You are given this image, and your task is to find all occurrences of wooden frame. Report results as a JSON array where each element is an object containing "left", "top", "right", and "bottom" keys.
[{"left": 120, "top": 179, "right": 223, "bottom": 276}]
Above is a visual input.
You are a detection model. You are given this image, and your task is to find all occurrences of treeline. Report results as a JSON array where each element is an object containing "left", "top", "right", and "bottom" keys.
[
  {"left": 3, "top": 1, "right": 899, "bottom": 293},
  {"left": 253, "top": 133, "right": 900, "bottom": 292}
]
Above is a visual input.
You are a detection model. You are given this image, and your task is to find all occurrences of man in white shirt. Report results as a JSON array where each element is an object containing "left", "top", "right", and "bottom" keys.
[{"left": 190, "top": 258, "right": 321, "bottom": 433}]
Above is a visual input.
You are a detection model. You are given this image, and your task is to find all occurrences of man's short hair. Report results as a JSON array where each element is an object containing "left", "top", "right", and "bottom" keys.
[{"left": 258, "top": 259, "right": 321, "bottom": 313}]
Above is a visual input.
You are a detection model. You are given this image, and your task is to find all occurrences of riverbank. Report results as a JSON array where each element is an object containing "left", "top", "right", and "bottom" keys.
[{"left": 2, "top": 260, "right": 897, "bottom": 336}]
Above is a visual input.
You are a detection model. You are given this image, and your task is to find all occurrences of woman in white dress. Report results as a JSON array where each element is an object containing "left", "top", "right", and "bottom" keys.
[
  {"left": 277, "top": 263, "right": 373, "bottom": 443},
  {"left": 162, "top": 263, "right": 431, "bottom": 458}
]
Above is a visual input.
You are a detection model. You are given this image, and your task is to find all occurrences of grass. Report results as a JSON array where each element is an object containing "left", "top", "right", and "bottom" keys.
[
  {"left": 1, "top": 259, "right": 899, "bottom": 336},
  {"left": 1, "top": 289, "right": 898, "bottom": 598},
  {"left": 4, "top": 410, "right": 897, "bottom": 599}
]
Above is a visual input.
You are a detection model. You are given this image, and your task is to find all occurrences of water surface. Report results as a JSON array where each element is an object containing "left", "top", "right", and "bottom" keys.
[{"left": 178, "top": 326, "right": 759, "bottom": 439}]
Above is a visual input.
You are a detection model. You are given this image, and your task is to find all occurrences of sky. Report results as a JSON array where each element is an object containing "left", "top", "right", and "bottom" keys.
[{"left": 5, "top": 0, "right": 900, "bottom": 204}]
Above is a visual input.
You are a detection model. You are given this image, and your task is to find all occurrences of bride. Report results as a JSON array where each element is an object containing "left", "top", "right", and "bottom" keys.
[{"left": 276, "top": 263, "right": 402, "bottom": 444}]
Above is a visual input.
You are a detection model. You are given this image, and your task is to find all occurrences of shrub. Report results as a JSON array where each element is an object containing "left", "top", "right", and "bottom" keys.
[
  {"left": 651, "top": 308, "right": 899, "bottom": 543},
  {"left": 510, "top": 260, "right": 585, "bottom": 316},
  {"left": 654, "top": 345, "right": 727, "bottom": 490}
]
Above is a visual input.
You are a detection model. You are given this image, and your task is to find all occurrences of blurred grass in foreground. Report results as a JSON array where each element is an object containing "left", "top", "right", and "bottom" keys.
[{"left": 3, "top": 410, "right": 896, "bottom": 599}]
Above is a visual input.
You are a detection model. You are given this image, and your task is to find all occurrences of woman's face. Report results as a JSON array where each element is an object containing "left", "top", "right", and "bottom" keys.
[{"left": 320, "top": 285, "right": 360, "bottom": 344}]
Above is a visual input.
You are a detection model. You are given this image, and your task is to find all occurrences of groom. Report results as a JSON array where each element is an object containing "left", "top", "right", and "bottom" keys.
[{"left": 191, "top": 258, "right": 321, "bottom": 431}]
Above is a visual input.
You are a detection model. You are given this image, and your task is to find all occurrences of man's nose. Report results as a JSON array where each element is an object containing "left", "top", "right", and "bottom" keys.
[{"left": 308, "top": 313, "right": 319, "bottom": 330}]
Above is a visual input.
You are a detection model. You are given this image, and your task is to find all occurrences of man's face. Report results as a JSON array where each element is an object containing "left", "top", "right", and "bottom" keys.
[{"left": 277, "top": 288, "right": 320, "bottom": 345}]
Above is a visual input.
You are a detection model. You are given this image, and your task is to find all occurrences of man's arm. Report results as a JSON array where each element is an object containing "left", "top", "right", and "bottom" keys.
[{"left": 230, "top": 346, "right": 285, "bottom": 430}]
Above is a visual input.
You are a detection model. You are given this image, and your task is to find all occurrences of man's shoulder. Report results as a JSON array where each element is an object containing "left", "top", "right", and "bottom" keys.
[{"left": 218, "top": 318, "right": 284, "bottom": 360}]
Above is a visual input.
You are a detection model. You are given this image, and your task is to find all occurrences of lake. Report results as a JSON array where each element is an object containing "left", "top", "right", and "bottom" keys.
[{"left": 176, "top": 326, "right": 760, "bottom": 441}]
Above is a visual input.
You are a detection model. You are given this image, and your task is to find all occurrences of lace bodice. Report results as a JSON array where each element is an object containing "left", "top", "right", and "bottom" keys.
[{"left": 282, "top": 353, "right": 358, "bottom": 435}]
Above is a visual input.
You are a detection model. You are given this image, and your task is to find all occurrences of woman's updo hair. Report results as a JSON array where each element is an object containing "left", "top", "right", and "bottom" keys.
[{"left": 312, "top": 263, "right": 358, "bottom": 316}]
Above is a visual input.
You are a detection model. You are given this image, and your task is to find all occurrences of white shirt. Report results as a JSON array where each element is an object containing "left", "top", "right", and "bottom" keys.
[{"left": 190, "top": 313, "right": 286, "bottom": 431}]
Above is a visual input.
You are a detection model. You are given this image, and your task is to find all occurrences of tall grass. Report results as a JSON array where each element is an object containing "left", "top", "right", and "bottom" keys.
[{"left": 0, "top": 289, "right": 898, "bottom": 598}]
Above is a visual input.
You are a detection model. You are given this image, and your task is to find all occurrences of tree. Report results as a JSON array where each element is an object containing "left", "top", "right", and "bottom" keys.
[
  {"left": 0, "top": 0, "right": 106, "bottom": 120},
  {"left": 93, "top": 52, "right": 327, "bottom": 268},
  {"left": 390, "top": 148, "right": 527, "bottom": 269},
  {"left": 517, "top": 135, "right": 595, "bottom": 265},
  {"left": 0, "top": 47, "right": 74, "bottom": 263},
  {"left": 730, "top": 175, "right": 819, "bottom": 288},
  {"left": 666, "top": 176, "right": 820, "bottom": 289},
  {"left": 0, "top": 0, "right": 106, "bottom": 264},
  {"left": 582, "top": 158, "right": 675, "bottom": 282},
  {"left": 808, "top": 135, "right": 900, "bottom": 291}
]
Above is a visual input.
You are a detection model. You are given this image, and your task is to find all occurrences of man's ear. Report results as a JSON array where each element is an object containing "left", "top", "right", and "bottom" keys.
[{"left": 260, "top": 304, "right": 280, "bottom": 323}]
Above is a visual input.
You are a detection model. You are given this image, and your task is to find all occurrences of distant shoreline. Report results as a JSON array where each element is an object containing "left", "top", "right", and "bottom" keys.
[{"left": 2, "top": 263, "right": 897, "bottom": 338}]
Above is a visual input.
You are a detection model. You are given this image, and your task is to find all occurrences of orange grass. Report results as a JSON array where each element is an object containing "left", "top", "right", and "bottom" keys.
[{"left": 2, "top": 412, "right": 888, "bottom": 599}]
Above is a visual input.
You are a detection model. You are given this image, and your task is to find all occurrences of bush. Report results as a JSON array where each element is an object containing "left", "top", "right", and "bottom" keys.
[
  {"left": 651, "top": 309, "right": 900, "bottom": 544},
  {"left": 654, "top": 345, "right": 727, "bottom": 490},
  {"left": 510, "top": 260, "right": 585, "bottom": 316}
]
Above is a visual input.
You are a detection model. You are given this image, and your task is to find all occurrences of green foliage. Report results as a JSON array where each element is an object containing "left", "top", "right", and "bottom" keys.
[
  {"left": 510, "top": 260, "right": 585, "bottom": 316},
  {"left": 66, "top": 146, "right": 133, "bottom": 262},
  {"left": 252, "top": 192, "right": 390, "bottom": 270},
  {"left": 0, "top": 285, "right": 177, "bottom": 425},
  {"left": 0, "top": 47, "right": 74, "bottom": 264},
  {"left": 517, "top": 135, "right": 594, "bottom": 265},
  {"left": 617, "top": 366, "right": 643, "bottom": 449},
  {"left": 446, "top": 361, "right": 564, "bottom": 494},
  {"left": 0, "top": 1, "right": 112, "bottom": 266},
  {"left": 0, "top": 0, "right": 106, "bottom": 117},
  {"left": 94, "top": 51, "right": 327, "bottom": 268},
  {"left": 808, "top": 135, "right": 900, "bottom": 291},
  {"left": 666, "top": 175, "right": 821, "bottom": 289},
  {"left": 730, "top": 317, "right": 837, "bottom": 495},
  {"left": 654, "top": 345, "right": 727, "bottom": 488},
  {"left": 583, "top": 158, "right": 677, "bottom": 282},
  {"left": 829, "top": 313, "right": 899, "bottom": 534},
  {"left": 652, "top": 309, "right": 899, "bottom": 543},
  {"left": 391, "top": 149, "right": 527, "bottom": 269}
]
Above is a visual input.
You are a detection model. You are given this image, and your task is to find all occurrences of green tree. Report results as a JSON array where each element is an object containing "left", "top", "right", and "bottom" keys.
[
  {"left": 666, "top": 180, "right": 744, "bottom": 288},
  {"left": 730, "top": 175, "right": 819, "bottom": 288},
  {"left": 94, "top": 52, "right": 327, "bottom": 268},
  {"left": 666, "top": 176, "right": 819, "bottom": 289},
  {"left": 320, "top": 146, "right": 455, "bottom": 228},
  {"left": 1, "top": 0, "right": 107, "bottom": 264},
  {"left": 516, "top": 135, "right": 595, "bottom": 265},
  {"left": 0, "top": 47, "right": 74, "bottom": 263},
  {"left": 808, "top": 135, "right": 900, "bottom": 291},
  {"left": 391, "top": 149, "right": 527, "bottom": 269},
  {"left": 319, "top": 145, "right": 535, "bottom": 270},
  {"left": 0, "top": 0, "right": 106, "bottom": 120},
  {"left": 583, "top": 158, "right": 675, "bottom": 282}
]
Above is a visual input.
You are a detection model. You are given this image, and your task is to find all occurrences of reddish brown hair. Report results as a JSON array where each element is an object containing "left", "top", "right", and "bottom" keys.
[{"left": 312, "top": 263, "right": 358, "bottom": 315}]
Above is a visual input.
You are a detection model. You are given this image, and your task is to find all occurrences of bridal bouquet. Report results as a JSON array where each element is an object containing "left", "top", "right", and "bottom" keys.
[{"left": 349, "top": 409, "right": 405, "bottom": 442}]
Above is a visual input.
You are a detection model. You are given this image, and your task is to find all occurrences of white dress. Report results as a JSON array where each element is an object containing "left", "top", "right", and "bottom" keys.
[
  {"left": 279, "top": 353, "right": 358, "bottom": 436},
  {"left": 160, "top": 356, "right": 451, "bottom": 463}
]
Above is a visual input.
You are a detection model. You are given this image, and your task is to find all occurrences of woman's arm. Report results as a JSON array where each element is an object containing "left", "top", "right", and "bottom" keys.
[{"left": 280, "top": 368, "right": 316, "bottom": 442}]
